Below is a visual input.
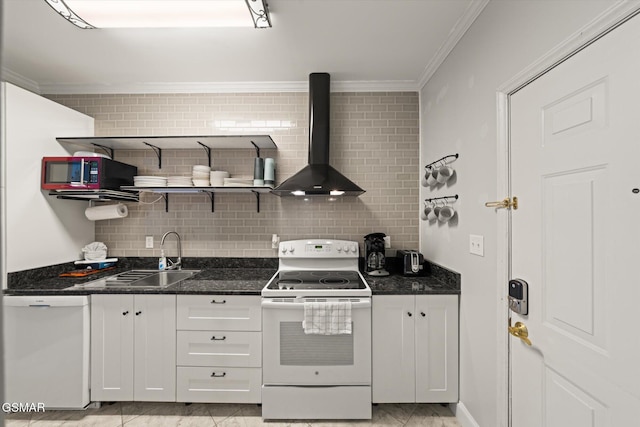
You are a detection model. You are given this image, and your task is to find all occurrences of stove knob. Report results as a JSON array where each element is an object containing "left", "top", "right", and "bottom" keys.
[
  {"left": 337, "top": 247, "right": 343, "bottom": 252},
  {"left": 343, "top": 245, "right": 349, "bottom": 253},
  {"left": 351, "top": 244, "right": 358, "bottom": 253},
  {"left": 289, "top": 246, "right": 295, "bottom": 253},
  {"left": 281, "top": 247, "right": 288, "bottom": 254}
]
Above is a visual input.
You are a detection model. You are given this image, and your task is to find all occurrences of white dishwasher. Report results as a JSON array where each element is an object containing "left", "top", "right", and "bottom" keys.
[{"left": 3, "top": 295, "right": 90, "bottom": 409}]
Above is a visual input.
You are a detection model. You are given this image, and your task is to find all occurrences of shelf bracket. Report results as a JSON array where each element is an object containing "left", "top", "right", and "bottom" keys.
[
  {"left": 250, "top": 141, "right": 260, "bottom": 158},
  {"left": 204, "top": 192, "right": 215, "bottom": 212},
  {"left": 143, "top": 142, "right": 162, "bottom": 169},
  {"left": 196, "top": 141, "right": 212, "bottom": 168},
  {"left": 252, "top": 190, "right": 261, "bottom": 213},
  {"left": 91, "top": 143, "right": 115, "bottom": 159},
  {"left": 162, "top": 194, "right": 169, "bottom": 212}
]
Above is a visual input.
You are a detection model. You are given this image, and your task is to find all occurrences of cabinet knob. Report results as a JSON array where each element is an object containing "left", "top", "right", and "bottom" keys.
[
  {"left": 420, "top": 312, "right": 426, "bottom": 317},
  {"left": 122, "top": 311, "right": 129, "bottom": 316},
  {"left": 135, "top": 311, "right": 142, "bottom": 316},
  {"left": 210, "top": 299, "right": 226, "bottom": 304},
  {"left": 211, "top": 336, "right": 226, "bottom": 341},
  {"left": 211, "top": 372, "right": 226, "bottom": 378},
  {"left": 407, "top": 312, "right": 413, "bottom": 317}
]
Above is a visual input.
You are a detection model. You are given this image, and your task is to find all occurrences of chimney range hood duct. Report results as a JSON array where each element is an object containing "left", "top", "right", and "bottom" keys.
[{"left": 272, "top": 73, "right": 365, "bottom": 197}]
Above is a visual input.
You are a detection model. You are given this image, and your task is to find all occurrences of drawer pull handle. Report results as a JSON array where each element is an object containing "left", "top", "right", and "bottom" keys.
[
  {"left": 407, "top": 312, "right": 413, "bottom": 317},
  {"left": 211, "top": 372, "right": 226, "bottom": 378},
  {"left": 122, "top": 311, "right": 129, "bottom": 316},
  {"left": 135, "top": 311, "right": 142, "bottom": 316},
  {"left": 420, "top": 312, "right": 426, "bottom": 317},
  {"left": 211, "top": 299, "right": 226, "bottom": 304},
  {"left": 211, "top": 336, "right": 226, "bottom": 341}
]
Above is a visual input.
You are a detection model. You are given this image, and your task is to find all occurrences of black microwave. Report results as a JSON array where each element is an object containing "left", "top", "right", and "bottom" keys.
[{"left": 41, "top": 156, "right": 137, "bottom": 190}]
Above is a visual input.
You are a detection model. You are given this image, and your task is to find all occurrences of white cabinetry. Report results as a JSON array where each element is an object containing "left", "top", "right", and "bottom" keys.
[
  {"left": 90, "top": 294, "right": 176, "bottom": 402},
  {"left": 176, "top": 295, "right": 262, "bottom": 403},
  {"left": 372, "top": 294, "right": 458, "bottom": 403}
]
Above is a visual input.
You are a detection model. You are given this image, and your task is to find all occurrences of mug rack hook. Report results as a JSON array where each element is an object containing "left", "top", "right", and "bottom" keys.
[
  {"left": 425, "top": 153, "right": 459, "bottom": 170},
  {"left": 424, "top": 194, "right": 459, "bottom": 203}
]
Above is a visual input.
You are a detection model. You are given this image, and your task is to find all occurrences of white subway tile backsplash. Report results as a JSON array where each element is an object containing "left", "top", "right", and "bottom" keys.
[{"left": 46, "top": 91, "right": 420, "bottom": 257}]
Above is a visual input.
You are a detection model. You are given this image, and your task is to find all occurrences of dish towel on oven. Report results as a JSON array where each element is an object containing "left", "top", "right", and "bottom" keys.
[{"left": 303, "top": 300, "right": 352, "bottom": 335}]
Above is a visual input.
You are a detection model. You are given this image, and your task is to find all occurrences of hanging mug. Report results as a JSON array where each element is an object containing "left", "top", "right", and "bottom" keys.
[
  {"left": 436, "top": 165, "right": 454, "bottom": 183},
  {"left": 438, "top": 204, "right": 456, "bottom": 223},
  {"left": 425, "top": 167, "right": 439, "bottom": 186},
  {"left": 428, "top": 201, "right": 441, "bottom": 221},
  {"left": 420, "top": 202, "right": 429, "bottom": 221}
]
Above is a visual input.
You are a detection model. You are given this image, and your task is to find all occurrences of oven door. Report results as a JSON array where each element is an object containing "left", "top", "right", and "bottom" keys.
[{"left": 262, "top": 297, "right": 371, "bottom": 386}]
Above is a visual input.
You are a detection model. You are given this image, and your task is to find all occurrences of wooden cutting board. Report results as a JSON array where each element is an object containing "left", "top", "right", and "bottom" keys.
[{"left": 59, "top": 267, "right": 115, "bottom": 277}]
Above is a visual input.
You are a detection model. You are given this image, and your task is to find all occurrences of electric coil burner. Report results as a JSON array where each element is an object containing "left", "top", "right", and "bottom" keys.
[{"left": 261, "top": 239, "right": 372, "bottom": 420}]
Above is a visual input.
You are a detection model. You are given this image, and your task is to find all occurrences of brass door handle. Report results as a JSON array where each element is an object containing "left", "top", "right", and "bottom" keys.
[
  {"left": 485, "top": 197, "right": 518, "bottom": 210},
  {"left": 508, "top": 321, "right": 532, "bottom": 346}
]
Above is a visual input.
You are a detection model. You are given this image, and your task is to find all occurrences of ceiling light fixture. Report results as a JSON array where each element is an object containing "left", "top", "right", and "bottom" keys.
[{"left": 43, "top": 0, "right": 271, "bottom": 29}]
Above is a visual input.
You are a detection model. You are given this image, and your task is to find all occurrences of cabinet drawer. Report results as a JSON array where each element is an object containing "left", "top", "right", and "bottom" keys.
[
  {"left": 176, "top": 367, "right": 261, "bottom": 403},
  {"left": 177, "top": 295, "right": 261, "bottom": 331},
  {"left": 177, "top": 331, "right": 261, "bottom": 367}
]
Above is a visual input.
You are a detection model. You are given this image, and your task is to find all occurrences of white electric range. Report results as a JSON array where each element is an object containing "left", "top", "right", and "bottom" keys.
[{"left": 261, "top": 239, "right": 372, "bottom": 420}]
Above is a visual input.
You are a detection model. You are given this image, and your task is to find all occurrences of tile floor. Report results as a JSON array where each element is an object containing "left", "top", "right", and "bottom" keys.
[{"left": 5, "top": 402, "right": 462, "bottom": 426}]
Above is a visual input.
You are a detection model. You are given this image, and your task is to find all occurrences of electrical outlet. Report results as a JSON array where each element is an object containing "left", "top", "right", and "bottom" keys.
[
  {"left": 469, "top": 234, "right": 484, "bottom": 256},
  {"left": 271, "top": 234, "right": 280, "bottom": 249},
  {"left": 145, "top": 236, "right": 154, "bottom": 249},
  {"left": 384, "top": 236, "right": 391, "bottom": 248}
]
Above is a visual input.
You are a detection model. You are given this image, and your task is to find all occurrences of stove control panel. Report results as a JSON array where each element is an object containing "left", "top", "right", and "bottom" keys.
[{"left": 279, "top": 239, "right": 359, "bottom": 257}]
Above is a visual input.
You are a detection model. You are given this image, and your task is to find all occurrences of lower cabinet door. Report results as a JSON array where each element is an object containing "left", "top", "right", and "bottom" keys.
[
  {"left": 91, "top": 294, "right": 135, "bottom": 402},
  {"left": 372, "top": 295, "right": 416, "bottom": 403},
  {"left": 176, "top": 367, "right": 261, "bottom": 403},
  {"left": 415, "top": 294, "right": 459, "bottom": 403},
  {"left": 133, "top": 295, "right": 177, "bottom": 401}
]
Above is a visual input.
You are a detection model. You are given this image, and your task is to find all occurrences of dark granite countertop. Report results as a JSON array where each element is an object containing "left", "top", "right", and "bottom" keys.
[{"left": 4, "top": 257, "right": 460, "bottom": 296}]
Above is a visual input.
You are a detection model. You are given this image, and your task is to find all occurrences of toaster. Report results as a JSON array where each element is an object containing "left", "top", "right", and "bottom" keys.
[{"left": 396, "top": 250, "right": 424, "bottom": 275}]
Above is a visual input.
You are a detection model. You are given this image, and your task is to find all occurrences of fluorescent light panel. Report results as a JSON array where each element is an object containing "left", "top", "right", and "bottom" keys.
[{"left": 44, "top": 0, "right": 271, "bottom": 29}]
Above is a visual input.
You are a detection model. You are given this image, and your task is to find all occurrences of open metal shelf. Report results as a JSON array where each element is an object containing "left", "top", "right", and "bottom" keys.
[{"left": 121, "top": 186, "right": 273, "bottom": 213}]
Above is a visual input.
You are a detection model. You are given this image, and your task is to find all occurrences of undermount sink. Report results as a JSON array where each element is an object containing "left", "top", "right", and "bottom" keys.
[{"left": 67, "top": 269, "right": 201, "bottom": 290}]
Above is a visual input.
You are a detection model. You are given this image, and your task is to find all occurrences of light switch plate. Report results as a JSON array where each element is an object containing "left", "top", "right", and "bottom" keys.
[
  {"left": 384, "top": 236, "right": 391, "bottom": 248},
  {"left": 469, "top": 234, "right": 484, "bottom": 256},
  {"left": 145, "top": 236, "right": 154, "bottom": 249}
]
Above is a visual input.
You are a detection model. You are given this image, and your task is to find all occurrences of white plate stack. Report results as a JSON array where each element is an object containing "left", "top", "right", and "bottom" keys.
[
  {"left": 192, "top": 165, "right": 211, "bottom": 187},
  {"left": 134, "top": 176, "right": 167, "bottom": 187},
  {"left": 167, "top": 176, "right": 192, "bottom": 187},
  {"left": 210, "top": 171, "right": 230, "bottom": 186}
]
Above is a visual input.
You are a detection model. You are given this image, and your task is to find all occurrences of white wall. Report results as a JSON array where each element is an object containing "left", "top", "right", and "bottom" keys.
[
  {"left": 419, "top": 1, "right": 622, "bottom": 426},
  {"left": 1, "top": 82, "right": 94, "bottom": 280}
]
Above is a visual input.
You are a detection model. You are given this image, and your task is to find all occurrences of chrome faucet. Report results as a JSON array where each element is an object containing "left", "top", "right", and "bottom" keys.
[{"left": 160, "top": 231, "right": 182, "bottom": 270}]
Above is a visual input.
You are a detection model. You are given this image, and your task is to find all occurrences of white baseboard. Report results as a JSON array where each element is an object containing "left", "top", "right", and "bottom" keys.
[{"left": 451, "top": 401, "right": 481, "bottom": 427}]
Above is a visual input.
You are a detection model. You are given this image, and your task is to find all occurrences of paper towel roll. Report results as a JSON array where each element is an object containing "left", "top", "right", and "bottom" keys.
[{"left": 85, "top": 204, "right": 128, "bottom": 221}]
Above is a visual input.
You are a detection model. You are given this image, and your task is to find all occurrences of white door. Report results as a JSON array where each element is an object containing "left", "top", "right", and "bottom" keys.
[
  {"left": 90, "top": 294, "right": 134, "bottom": 401},
  {"left": 133, "top": 295, "right": 176, "bottom": 401},
  {"left": 510, "top": 14, "right": 640, "bottom": 427}
]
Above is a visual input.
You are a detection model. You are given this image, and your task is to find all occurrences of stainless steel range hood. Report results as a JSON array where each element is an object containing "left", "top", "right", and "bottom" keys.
[{"left": 272, "top": 73, "right": 365, "bottom": 197}]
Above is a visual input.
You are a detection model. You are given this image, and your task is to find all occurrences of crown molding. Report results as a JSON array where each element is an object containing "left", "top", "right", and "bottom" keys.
[
  {"left": 417, "top": 0, "right": 490, "bottom": 89},
  {"left": 1, "top": 68, "right": 41, "bottom": 94},
  {"left": 36, "top": 79, "right": 419, "bottom": 95}
]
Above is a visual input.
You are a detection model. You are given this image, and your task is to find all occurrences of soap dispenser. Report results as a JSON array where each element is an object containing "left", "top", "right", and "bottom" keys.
[{"left": 158, "top": 250, "right": 166, "bottom": 270}]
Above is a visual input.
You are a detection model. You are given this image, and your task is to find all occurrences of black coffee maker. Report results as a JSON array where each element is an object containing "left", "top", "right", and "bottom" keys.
[{"left": 364, "top": 233, "right": 389, "bottom": 276}]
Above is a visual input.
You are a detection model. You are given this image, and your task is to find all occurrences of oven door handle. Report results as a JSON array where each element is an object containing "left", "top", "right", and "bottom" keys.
[{"left": 261, "top": 299, "right": 371, "bottom": 309}]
